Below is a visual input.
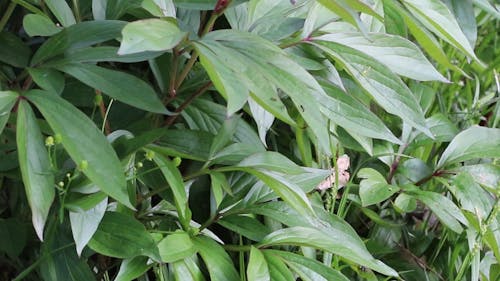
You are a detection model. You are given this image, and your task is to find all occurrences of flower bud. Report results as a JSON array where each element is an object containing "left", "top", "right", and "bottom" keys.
[{"left": 45, "top": 136, "right": 54, "bottom": 147}]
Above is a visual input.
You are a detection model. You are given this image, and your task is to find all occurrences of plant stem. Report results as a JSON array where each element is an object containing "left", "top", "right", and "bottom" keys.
[
  {"left": 223, "top": 244, "right": 252, "bottom": 252},
  {"left": 71, "top": 0, "right": 81, "bottom": 22},
  {"left": 386, "top": 143, "right": 408, "bottom": 183},
  {"left": 95, "top": 90, "right": 111, "bottom": 135},
  {"left": 164, "top": 81, "right": 212, "bottom": 126},
  {"left": 175, "top": 52, "right": 199, "bottom": 89},
  {"left": 11, "top": 0, "right": 44, "bottom": 15},
  {"left": 0, "top": 2, "right": 16, "bottom": 31}
]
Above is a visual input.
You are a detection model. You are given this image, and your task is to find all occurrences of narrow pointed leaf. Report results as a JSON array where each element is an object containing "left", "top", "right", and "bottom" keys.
[
  {"left": 312, "top": 39, "right": 430, "bottom": 136},
  {"left": 88, "top": 212, "right": 160, "bottom": 260},
  {"left": 44, "top": 0, "right": 76, "bottom": 26},
  {"left": 16, "top": 100, "right": 55, "bottom": 241},
  {"left": 192, "top": 236, "right": 240, "bottom": 281},
  {"left": 69, "top": 197, "right": 108, "bottom": 256},
  {"left": 248, "top": 247, "right": 270, "bottom": 281},
  {"left": 158, "top": 232, "right": 196, "bottom": 263},
  {"left": 58, "top": 63, "right": 167, "bottom": 114},
  {"left": 26, "top": 90, "right": 132, "bottom": 208},
  {"left": 115, "top": 256, "right": 152, "bottom": 281},
  {"left": 437, "top": 126, "right": 500, "bottom": 168}
]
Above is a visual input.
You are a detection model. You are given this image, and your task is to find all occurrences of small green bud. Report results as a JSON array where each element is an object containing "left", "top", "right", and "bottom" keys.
[
  {"left": 54, "top": 134, "right": 62, "bottom": 144},
  {"left": 66, "top": 173, "right": 71, "bottom": 178},
  {"left": 45, "top": 136, "right": 54, "bottom": 147},
  {"left": 173, "top": 157, "right": 182, "bottom": 167},
  {"left": 145, "top": 151, "right": 155, "bottom": 161},
  {"left": 94, "top": 94, "right": 103, "bottom": 105},
  {"left": 79, "top": 160, "right": 88, "bottom": 171},
  {"left": 58, "top": 181, "right": 65, "bottom": 188},
  {"left": 136, "top": 162, "right": 143, "bottom": 168}
]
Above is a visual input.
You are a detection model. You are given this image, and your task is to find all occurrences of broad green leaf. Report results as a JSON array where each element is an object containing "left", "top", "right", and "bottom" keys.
[
  {"left": 16, "top": 100, "right": 55, "bottom": 241},
  {"left": 237, "top": 151, "right": 305, "bottom": 175},
  {"left": 383, "top": 0, "right": 463, "bottom": 74},
  {"left": 105, "top": 0, "right": 142, "bottom": 19},
  {"left": 259, "top": 226, "right": 398, "bottom": 277},
  {"left": 312, "top": 39, "right": 430, "bottom": 136},
  {"left": 248, "top": 98, "right": 275, "bottom": 146},
  {"left": 358, "top": 168, "right": 400, "bottom": 206},
  {"left": 0, "top": 91, "right": 17, "bottom": 135},
  {"left": 437, "top": 126, "right": 500, "bottom": 169},
  {"left": 92, "top": 0, "right": 107, "bottom": 20},
  {"left": 318, "top": 32, "right": 447, "bottom": 82},
  {"left": 192, "top": 236, "right": 240, "bottom": 281},
  {"left": 158, "top": 232, "right": 196, "bottom": 262},
  {"left": 23, "top": 14, "right": 61, "bottom": 37},
  {"left": 209, "top": 115, "right": 240, "bottom": 158},
  {"left": 320, "top": 82, "right": 401, "bottom": 144},
  {"left": 248, "top": 247, "right": 270, "bottom": 281},
  {"left": 195, "top": 31, "right": 330, "bottom": 152},
  {"left": 394, "top": 193, "right": 417, "bottom": 213},
  {"left": 40, "top": 229, "right": 96, "bottom": 281},
  {"left": 57, "top": 63, "right": 167, "bottom": 114},
  {"left": 65, "top": 191, "right": 107, "bottom": 212},
  {"left": 69, "top": 197, "right": 107, "bottom": 256},
  {"left": 142, "top": 0, "right": 176, "bottom": 17},
  {"left": 45, "top": 0, "right": 76, "bottom": 26},
  {"left": 402, "top": 0, "right": 479, "bottom": 61},
  {"left": 212, "top": 143, "right": 265, "bottom": 165},
  {"left": 26, "top": 90, "right": 132, "bottom": 208},
  {"left": 31, "top": 20, "right": 126, "bottom": 65},
  {"left": 115, "top": 256, "right": 152, "bottom": 281},
  {"left": 406, "top": 188, "right": 467, "bottom": 233},
  {"left": 397, "top": 158, "right": 433, "bottom": 183},
  {"left": 248, "top": 202, "right": 398, "bottom": 277},
  {"left": 28, "top": 68, "right": 65, "bottom": 95},
  {"left": 118, "top": 19, "right": 187, "bottom": 55},
  {"left": 316, "top": 0, "right": 368, "bottom": 34},
  {"left": 458, "top": 164, "right": 500, "bottom": 191},
  {"left": 153, "top": 129, "right": 213, "bottom": 161},
  {"left": 88, "top": 212, "right": 160, "bottom": 260},
  {"left": 450, "top": 173, "right": 494, "bottom": 220},
  {"left": 172, "top": 256, "right": 206, "bottom": 281},
  {"left": 450, "top": 0, "right": 477, "bottom": 47},
  {"left": 269, "top": 250, "right": 350, "bottom": 281},
  {"left": 0, "top": 31, "right": 31, "bottom": 68},
  {"left": 261, "top": 251, "right": 295, "bottom": 281},
  {"left": 151, "top": 151, "right": 191, "bottom": 229},
  {"left": 182, "top": 98, "right": 264, "bottom": 148},
  {"left": 0, "top": 218, "right": 27, "bottom": 258},
  {"left": 218, "top": 215, "right": 270, "bottom": 241}
]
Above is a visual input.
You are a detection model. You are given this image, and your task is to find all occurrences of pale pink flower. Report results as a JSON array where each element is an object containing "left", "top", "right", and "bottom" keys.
[{"left": 317, "top": 155, "right": 350, "bottom": 190}]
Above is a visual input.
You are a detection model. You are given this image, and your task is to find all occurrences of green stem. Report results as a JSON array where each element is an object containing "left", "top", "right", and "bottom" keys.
[
  {"left": 295, "top": 117, "right": 312, "bottom": 166},
  {"left": 0, "top": 2, "right": 16, "bottom": 31},
  {"left": 71, "top": 0, "right": 81, "bottom": 22},
  {"left": 164, "top": 81, "right": 212, "bottom": 126},
  {"left": 11, "top": 0, "right": 44, "bottom": 15},
  {"left": 175, "top": 52, "right": 199, "bottom": 89},
  {"left": 223, "top": 244, "right": 252, "bottom": 252}
]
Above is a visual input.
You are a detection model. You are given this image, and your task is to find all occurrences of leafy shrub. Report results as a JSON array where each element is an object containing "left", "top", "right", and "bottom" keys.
[{"left": 0, "top": 0, "right": 499, "bottom": 280}]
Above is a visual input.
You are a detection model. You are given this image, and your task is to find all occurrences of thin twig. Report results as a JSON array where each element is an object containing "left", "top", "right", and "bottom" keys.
[
  {"left": 95, "top": 90, "right": 111, "bottom": 135},
  {"left": 387, "top": 143, "right": 408, "bottom": 183},
  {"left": 164, "top": 81, "right": 212, "bottom": 126}
]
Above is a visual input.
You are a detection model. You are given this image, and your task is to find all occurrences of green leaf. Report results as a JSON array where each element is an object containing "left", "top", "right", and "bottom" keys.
[
  {"left": 209, "top": 115, "right": 240, "bottom": 158},
  {"left": 318, "top": 32, "right": 447, "bottom": 82},
  {"left": 57, "top": 63, "right": 168, "bottom": 114},
  {"left": 406, "top": 188, "right": 467, "bottom": 233},
  {"left": 88, "top": 212, "right": 160, "bottom": 260},
  {"left": 158, "top": 232, "right": 196, "bottom": 263},
  {"left": 45, "top": 0, "right": 76, "bottom": 26},
  {"left": 383, "top": 0, "right": 464, "bottom": 74},
  {"left": 237, "top": 151, "right": 305, "bottom": 175},
  {"left": 450, "top": 0, "right": 477, "bottom": 47},
  {"left": 248, "top": 247, "right": 270, "bottom": 281},
  {"left": 458, "top": 164, "right": 500, "bottom": 192},
  {"left": 192, "top": 235, "right": 240, "bottom": 281},
  {"left": 172, "top": 256, "right": 206, "bottom": 281},
  {"left": 23, "top": 14, "right": 61, "bottom": 37},
  {"left": 52, "top": 46, "right": 162, "bottom": 64},
  {"left": 450, "top": 173, "right": 494, "bottom": 220},
  {"left": 0, "top": 31, "right": 31, "bottom": 68},
  {"left": 153, "top": 129, "right": 213, "bottom": 161},
  {"left": 312, "top": 39, "right": 430, "bottom": 136},
  {"left": 28, "top": 68, "right": 65, "bottom": 95},
  {"left": 69, "top": 197, "right": 107, "bottom": 256},
  {"left": 31, "top": 20, "right": 126, "bottom": 65},
  {"left": 118, "top": 19, "right": 186, "bottom": 55},
  {"left": 26, "top": 90, "right": 132, "bottom": 209},
  {"left": 320, "top": 82, "right": 401, "bottom": 144},
  {"left": 316, "top": 0, "right": 367, "bottom": 34},
  {"left": 269, "top": 250, "right": 350, "bottom": 281},
  {"left": 248, "top": 202, "right": 398, "bottom": 277},
  {"left": 437, "top": 126, "right": 500, "bottom": 169},
  {"left": 0, "top": 218, "right": 27, "bottom": 258},
  {"left": 0, "top": 92, "right": 17, "bottom": 132},
  {"left": 115, "top": 256, "right": 152, "bottom": 281},
  {"left": 402, "top": 0, "right": 479, "bottom": 61},
  {"left": 261, "top": 250, "right": 295, "bottom": 281},
  {"left": 358, "top": 168, "right": 400, "bottom": 206},
  {"left": 218, "top": 215, "right": 270, "bottom": 241},
  {"left": 394, "top": 193, "right": 417, "bottom": 213},
  {"left": 473, "top": 0, "right": 500, "bottom": 19},
  {"left": 151, "top": 151, "right": 192, "bottom": 229},
  {"left": 16, "top": 100, "right": 55, "bottom": 241}
]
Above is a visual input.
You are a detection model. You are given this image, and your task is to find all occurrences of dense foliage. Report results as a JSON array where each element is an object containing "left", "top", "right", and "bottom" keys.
[{"left": 1, "top": 0, "right": 499, "bottom": 280}]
